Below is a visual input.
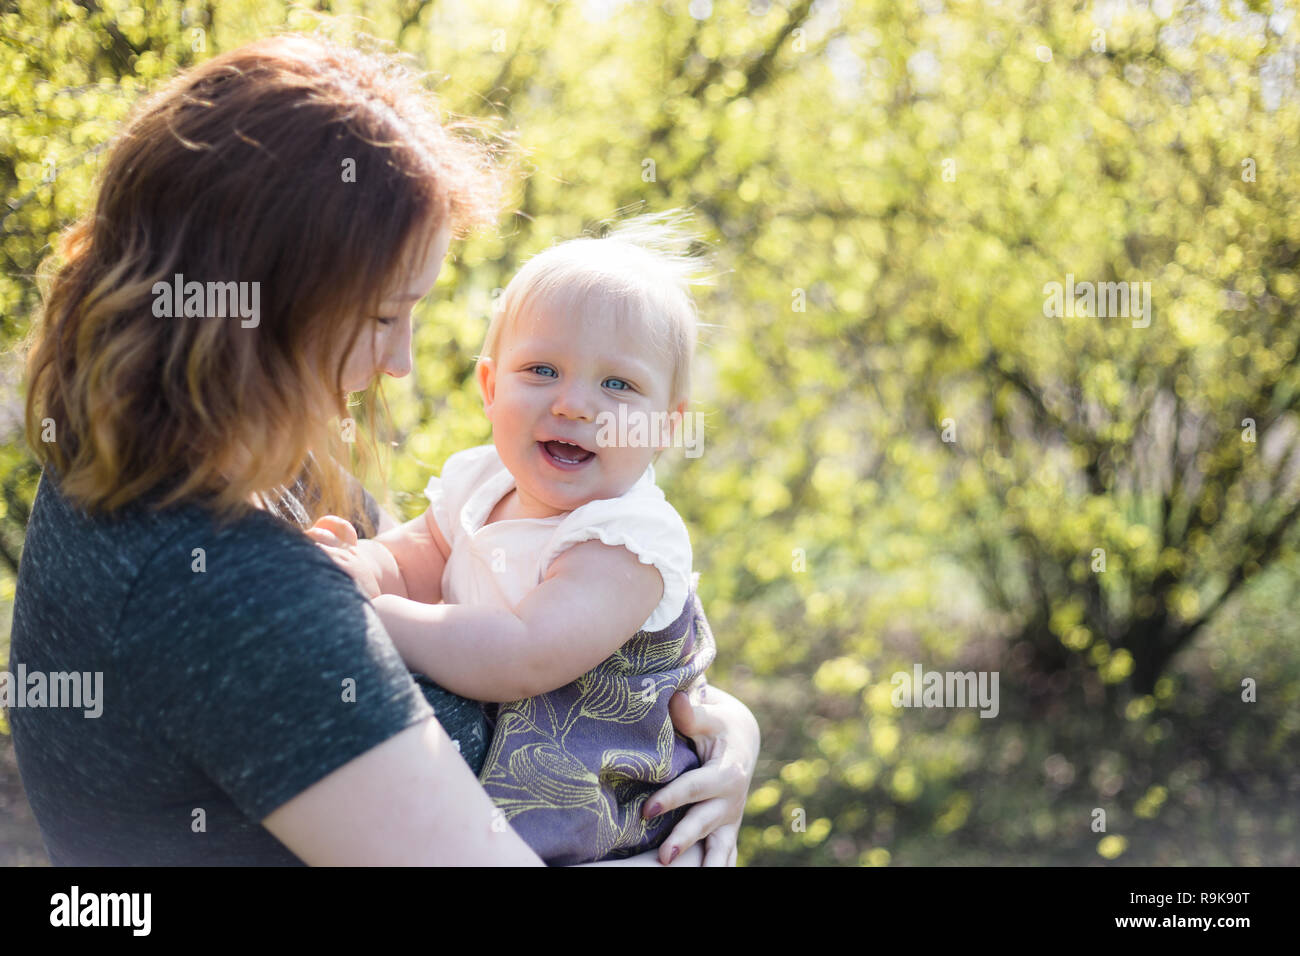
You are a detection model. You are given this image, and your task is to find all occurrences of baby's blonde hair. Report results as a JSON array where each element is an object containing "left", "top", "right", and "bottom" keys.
[{"left": 479, "top": 209, "right": 709, "bottom": 408}]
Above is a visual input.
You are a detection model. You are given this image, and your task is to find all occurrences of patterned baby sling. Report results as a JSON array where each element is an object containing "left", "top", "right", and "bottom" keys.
[{"left": 477, "top": 586, "right": 717, "bottom": 864}]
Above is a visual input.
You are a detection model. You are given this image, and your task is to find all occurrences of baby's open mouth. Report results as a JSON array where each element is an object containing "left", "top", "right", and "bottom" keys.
[{"left": 540, "top": 440, "right": 595, "bottom": 466}]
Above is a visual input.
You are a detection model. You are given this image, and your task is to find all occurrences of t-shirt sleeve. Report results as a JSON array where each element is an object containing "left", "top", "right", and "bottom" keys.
[
  {"left": 541, "top": 496, "right": 693, "bottom": 633},
  {"left": 114, "top": 518, "right": 435, "bottom": 822}
]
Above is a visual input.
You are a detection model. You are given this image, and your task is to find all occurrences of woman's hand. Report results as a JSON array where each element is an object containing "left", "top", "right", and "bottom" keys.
[
  {"left": 646, "top": 683, "right": 761, "bottom": 867},
  {"left": 571, "top": 842, "right": 704, "bottom": 867},
  {"left": 305, "top": 515, "right": 381, "bottom": 600}
]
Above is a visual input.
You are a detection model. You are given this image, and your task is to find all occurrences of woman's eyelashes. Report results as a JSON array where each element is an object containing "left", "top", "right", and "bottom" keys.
[{"left": 523, "top": 365, "right": 637, "bottom": 393}]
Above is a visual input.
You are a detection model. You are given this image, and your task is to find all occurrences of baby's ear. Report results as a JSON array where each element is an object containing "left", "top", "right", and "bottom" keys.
[
  {"left": 476, "top": 357, "right": 497, "bottom": 411},
  {"left": 663, "top": 398, "right": 688, "bottom": 442}
]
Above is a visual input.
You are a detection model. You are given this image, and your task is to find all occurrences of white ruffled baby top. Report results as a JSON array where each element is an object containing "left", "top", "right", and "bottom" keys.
[{"left": 424, "top": 443, "right": 694, "bottom": 633}]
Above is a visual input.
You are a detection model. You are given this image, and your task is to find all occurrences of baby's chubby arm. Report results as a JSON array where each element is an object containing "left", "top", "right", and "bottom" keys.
[
  {"left": 372, "top": 540, "right": 663, "bottom": 703},
  {"left": 366, "top": 506, "right": 450, "bottom": 604},
  {"left": 307, "top": 508, "right": 449, "bottom": 605}
]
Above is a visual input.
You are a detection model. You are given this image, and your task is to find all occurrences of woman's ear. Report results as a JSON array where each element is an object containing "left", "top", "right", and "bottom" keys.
[{"left": 477, "top": 357, "right": 497, "bottom": 415}]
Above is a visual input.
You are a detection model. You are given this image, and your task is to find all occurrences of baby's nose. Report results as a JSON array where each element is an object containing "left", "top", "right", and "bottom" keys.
[{"left": 551, "top": 384, "right": 597, "bottom": 420}]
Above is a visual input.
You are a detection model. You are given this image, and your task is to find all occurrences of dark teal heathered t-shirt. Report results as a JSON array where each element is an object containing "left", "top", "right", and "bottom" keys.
[{"left": 6, "top": 466, "right": 490, "bottom": 866}]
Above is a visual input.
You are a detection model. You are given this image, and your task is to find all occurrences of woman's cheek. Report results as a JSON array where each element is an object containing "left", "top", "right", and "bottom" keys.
[{"left": 336, "top": 335, "right": 372, "bottom": 392}]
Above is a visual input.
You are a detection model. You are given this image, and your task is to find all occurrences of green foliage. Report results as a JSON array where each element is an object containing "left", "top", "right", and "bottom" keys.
[{"left": 3, "top": 0, "right": 1299, "bottom": 865}]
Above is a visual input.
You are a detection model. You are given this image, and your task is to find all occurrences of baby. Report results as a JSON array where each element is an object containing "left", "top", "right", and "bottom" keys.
[{"left": 314, "top": 213, "right": 714, "bottom": 864}]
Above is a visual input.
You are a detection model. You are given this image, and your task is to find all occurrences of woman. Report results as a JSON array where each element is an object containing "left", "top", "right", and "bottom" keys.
[{"left": 8, "top": 33, "right": 758, "bottom": 866}]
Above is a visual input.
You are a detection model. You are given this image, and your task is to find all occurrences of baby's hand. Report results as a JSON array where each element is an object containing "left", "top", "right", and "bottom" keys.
[{"left": 305, "top": 516, "right": 381, "bottom": 600}]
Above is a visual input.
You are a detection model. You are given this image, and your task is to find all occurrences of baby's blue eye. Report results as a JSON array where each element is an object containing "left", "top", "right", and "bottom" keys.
[
  {"left": 528, "top": 365, "right": 557, "bottom": 378},
  {"left": 604, "top": 378, "right": 632, "bottom": 391}
]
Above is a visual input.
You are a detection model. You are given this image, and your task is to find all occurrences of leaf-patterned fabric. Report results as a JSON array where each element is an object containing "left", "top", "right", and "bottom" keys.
[{"left": 478, "top": 587, "right": 716, "bottom": 864}]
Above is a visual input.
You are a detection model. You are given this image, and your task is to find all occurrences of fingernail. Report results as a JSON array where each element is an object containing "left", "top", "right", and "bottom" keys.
[
  {"left": 645, "top": 802, "right": 661, "bottom": 819},
  {"left": 667, "top": 846, "right": 679, "bottom": 863}
]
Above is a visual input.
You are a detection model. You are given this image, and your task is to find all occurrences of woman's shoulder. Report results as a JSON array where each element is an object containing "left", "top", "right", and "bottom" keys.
[
  {"left": 16, "top": 470, "right": 438, "bottom": 836},
  {"left": 123, "top": 493, "right": 365, "bottom": 627},
  {"left": 15, "top": 468, "right": 399, "bottom": 734},
  {"left": 21, "top": 466, "right": 363, "bottom": 630}
]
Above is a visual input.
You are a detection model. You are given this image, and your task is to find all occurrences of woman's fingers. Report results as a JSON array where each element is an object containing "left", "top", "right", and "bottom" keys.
[
  {"left": 651, "top": 689, "right": 756, "bottom": 865},
  {"left": 666, "top": 842, "right": 704, "bottom": 867},
  {"left": 656, "top": 796, "right": 730, "bottom": 864},
  {"left": 655, "top": 757, "right": 748, "bottom": 820},
  {"left": 656, "top": 686, "right": 760, "bottom": 866},
  {"left": 702, "top": 826, "right": 738, "bottom": 867},
  {"left": 667, "top": 690, "right": 727, "bottom": 761},
  {"left": 644, "top": 759, "right": 722, "bottom": 818}
]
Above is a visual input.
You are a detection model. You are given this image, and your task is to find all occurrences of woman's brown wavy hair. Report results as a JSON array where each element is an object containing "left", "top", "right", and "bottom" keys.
[{"left": 22, "top": 33, "right": 503, "bottom": 532}]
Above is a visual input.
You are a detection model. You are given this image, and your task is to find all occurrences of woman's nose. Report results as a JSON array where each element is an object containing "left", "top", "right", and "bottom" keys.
[{"left": 382, "top": 319, "right": 413, "bottom": 378}]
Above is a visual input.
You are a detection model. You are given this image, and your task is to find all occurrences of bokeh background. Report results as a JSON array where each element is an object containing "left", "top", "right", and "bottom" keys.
[{"left": 3, "top": 0, "right": 1299, "bottom": 866}]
